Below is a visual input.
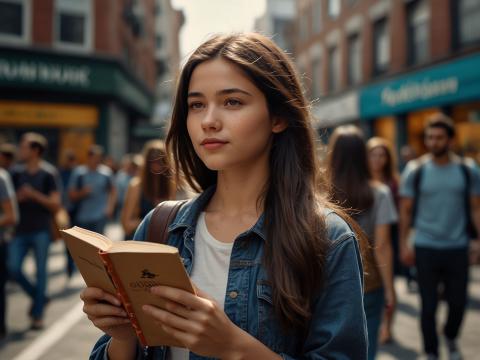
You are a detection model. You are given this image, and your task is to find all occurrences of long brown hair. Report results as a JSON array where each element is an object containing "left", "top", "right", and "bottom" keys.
[
  {"left": 366, "top": 137, "right": 399, "bottom": 183},
  {"left": 327, "top": 125, "right": 374, "bottom": 213},
  {"left": 140, "top": 140, "right": 174, "bottom": 202},
  {"left": 166, "top": 33, "right": 332, "bottom": 332}
]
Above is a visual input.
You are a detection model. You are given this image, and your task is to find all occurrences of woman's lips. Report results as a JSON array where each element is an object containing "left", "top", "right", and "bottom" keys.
[{"left": 201, "top": 139, "right": 228, "bottom": 150}]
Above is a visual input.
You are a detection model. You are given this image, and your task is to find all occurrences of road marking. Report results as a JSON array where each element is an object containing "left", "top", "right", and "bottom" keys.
[{"left": 11, "top": 301, "right": 85, "bottom": 360}]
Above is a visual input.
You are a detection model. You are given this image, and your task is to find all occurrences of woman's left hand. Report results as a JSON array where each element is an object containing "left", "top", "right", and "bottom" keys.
[{"left": 142, "top": 285, "right": 243, "bottom": 358}]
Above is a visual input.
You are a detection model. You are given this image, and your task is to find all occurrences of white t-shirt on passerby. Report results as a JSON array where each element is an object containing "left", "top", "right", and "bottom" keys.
[{"left": 168, "top": 212, "right": 234, "bottom": 360}]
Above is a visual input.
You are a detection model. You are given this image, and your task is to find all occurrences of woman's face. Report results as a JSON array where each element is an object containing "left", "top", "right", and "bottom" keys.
[
  {"left": 368, "top": 146, "right": 388, "bottom": 173},
  {"left": 186, "top": 58, "right": 284, "bottom": 172}
]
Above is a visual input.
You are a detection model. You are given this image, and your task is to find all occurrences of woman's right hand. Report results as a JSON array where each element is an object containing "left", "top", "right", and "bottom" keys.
[{"left": 80, "top": 287, "right": 136, "bottom": 343}]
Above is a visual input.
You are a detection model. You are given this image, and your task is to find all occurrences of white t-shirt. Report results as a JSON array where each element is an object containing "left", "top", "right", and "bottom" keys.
[{"left": 169, "top": 212, "right": 233, "bottom": 360}]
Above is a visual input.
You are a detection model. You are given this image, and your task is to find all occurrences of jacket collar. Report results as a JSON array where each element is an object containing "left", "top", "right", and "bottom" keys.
[{"left": 169, "top": 186, "right": 266, "bottom": 241}]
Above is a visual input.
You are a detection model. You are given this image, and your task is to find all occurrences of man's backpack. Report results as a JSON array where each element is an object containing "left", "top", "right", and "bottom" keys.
[
  {"left": 411, "top": 158, "right": 477, "bottom": 239},
  {"left": 146, "top": 200, "right": 188, "bottom": 244}
]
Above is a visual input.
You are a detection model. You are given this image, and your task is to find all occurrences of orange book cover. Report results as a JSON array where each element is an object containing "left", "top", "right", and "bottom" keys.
[{"left": 61, "top": 226, "right": 195, "bottom": 347}]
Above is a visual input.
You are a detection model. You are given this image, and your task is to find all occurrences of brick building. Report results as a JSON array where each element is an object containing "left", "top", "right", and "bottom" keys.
[
  {"left": 0, "top": 0, "right": 159, "bottom": 164},
  {"left": 295, "top": 0, "right": 480, "bottom": 158},
  {"left": 151, "top": 0, "right": 184, "bottom": 129}
]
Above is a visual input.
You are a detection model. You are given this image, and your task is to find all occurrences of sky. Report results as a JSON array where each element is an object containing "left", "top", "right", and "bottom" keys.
[{"left": 172, "top": 0, "right": 267, "bottom": 59}]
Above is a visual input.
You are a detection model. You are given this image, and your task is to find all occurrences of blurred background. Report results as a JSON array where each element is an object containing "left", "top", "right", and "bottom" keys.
[
  {"left": 0, "top": 0, "right": 479, "bottom": 359},
  {"left": 0, "top": 0, "right": 479, "bottom": 165}
]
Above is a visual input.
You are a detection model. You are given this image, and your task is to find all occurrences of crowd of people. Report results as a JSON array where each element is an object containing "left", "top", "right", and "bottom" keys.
[
  {"left": 0, "top": 33, "right": 479, "bottom": 360},
  {"left": 0, "top": 134, "right": 179, "bottom": 335}
]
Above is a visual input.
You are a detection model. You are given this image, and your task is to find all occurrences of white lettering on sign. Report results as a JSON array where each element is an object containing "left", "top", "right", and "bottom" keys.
[
  {"left": 0, "top": 59, "right": 90, "bottom": 87},
  {"left": 381, "top": 77, "right": 459, "bottom": 107}
]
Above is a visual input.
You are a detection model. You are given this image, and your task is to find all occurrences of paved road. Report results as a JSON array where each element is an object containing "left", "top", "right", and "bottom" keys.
[{"left": 1, "top": 224, "right": 479, "bottom": 359}]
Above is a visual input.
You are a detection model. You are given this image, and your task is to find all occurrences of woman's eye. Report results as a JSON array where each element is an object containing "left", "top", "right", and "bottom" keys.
[
  {"left": 225, "top": 98, "right": 242, "bottom": 107},
  {"left": 188, "top": 102, "right": 204, "bottom": 110}
]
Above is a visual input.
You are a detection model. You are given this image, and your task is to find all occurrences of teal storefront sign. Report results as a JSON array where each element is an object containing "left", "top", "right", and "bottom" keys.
[
  {"left": 360, "top": 53, "right": 480, "bottom": 119},
  {"left": 0, "top": 48, "right": 154, "bottom": 116}
]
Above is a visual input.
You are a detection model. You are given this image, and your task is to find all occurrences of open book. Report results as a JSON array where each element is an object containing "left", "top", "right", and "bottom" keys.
[{"left": 61, "top": 226, "right": 195, "bottom": 347}]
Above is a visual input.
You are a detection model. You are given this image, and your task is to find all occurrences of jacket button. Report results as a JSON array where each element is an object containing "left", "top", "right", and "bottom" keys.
[{"left": 229, "top": 291, "right": 238, "bottom": 299}]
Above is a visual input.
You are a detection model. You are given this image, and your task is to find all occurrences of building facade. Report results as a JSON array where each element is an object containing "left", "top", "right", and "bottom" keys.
[
  {"left": 296, "top": 0, "right": 480, "bottom": 158},
  {"left": 150, "top": 0, "right": 183, "bottom": 136},
  {"left": 0, "top": 0, "right": 158, "bottom": 164},
  {"left": 254, "top": 0, "right": 296, "bottom": 54}
]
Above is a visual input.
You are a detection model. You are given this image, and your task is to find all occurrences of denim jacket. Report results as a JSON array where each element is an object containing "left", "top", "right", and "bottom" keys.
[{"left": 90, "top": 187, "right": 367, "bottom": 359}]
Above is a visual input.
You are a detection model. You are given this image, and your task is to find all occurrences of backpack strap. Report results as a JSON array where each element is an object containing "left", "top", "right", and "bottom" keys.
[
  {"left": 146, "top": 200, "right": 187, "bottom": 244},
  {"left": 411, "top": 161, "right": 425, "bottom": 227},
  {"left": 459, "top": 160, "right": 477, "bottom": 239}
]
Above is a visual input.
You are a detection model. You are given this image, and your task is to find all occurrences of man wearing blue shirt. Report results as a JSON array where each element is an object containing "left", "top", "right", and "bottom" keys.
[
  {"left": 68, "top": 145, "right": 116, "bottom": 234},
  {"left": 399, "top": 114, "right": 480, "bottom": 360}
]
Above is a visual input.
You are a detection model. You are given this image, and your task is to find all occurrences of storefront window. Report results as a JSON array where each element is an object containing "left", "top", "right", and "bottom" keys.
[
  {"left": 0, "top": 0, "right": 30, "bottom": 44},
  {"left": 373, "top": 17, "right": 390, "bottom": 76},
  {"left": 407, "top": 108, "right": 440, "bottom": 156},
  {"left": 407, "top": 0, "right": 430, "bottom": 65},
  {"left": 452, "top": 102, "right": 480, "bottom": 161},
  {"left": 374, "top": 116, "right": 397, "bottom": 151}
]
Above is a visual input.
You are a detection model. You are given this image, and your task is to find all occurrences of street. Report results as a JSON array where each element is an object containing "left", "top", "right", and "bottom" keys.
[{"left": 1, "top": 223, "right": 479, "bottom": 360}]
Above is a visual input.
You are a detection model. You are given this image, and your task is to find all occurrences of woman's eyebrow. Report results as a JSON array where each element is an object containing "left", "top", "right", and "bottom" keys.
[
  {"left": 187, "top": 88, "right": 253, "bottom": 98},
  {"left": 217, "top": 88, "right": 253, "bottom": 96},
  {"left": 187, "top": 91, "right": 203, "bottom": 98}
]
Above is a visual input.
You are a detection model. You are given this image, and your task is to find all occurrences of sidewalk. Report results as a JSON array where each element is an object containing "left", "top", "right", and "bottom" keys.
[
  {"left": 378, "top": 266, "right": 480, "bottom": 359},
  {"left": 1, "top": 222, "right": 479, "bottom": 359}
]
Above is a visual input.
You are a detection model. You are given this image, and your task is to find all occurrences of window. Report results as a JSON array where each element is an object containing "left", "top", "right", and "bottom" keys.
[
  {"left": 155, "top": 2, "right": 162, "bottom": 16},
  {"left": 328, "top": 46, "right": 340, "bottom": 92},
  {"left": 0, "top": 0, "right": 30, "bottom": 44},
  {"left": 273, "top": 18, "right": 291, "bottom": 51},
  {"left": 155, "top": 34, "right": 163, "bottom": 49},
  {"left": 55, "top": 0, "right": 92, "bottom": 51},
  {"left": 456, "top": 0, "right": 480, "bottom": 46},
  {"left": 59, "top": 13, "right": 85, "bottom": 44},
  {"left": 313, "top": 0, "right": 322, "bottom": 34},
  {"left": 373, "top": 17, "right": 389, "bottom": 75},
  {"left": 311, "top": 58, "right": 322, "bottom": 98},
  {"left": 347, "top": 33, "right": 362, "bottom": 85},
  {"left": 407, "top": 0, "right": 430, "bottom": 65},
  {"left": 299, "top": 8, "right": 309, "bottom": 42},
  {"left": 328, "top": 0, "right": 341, "bottom": 19}
]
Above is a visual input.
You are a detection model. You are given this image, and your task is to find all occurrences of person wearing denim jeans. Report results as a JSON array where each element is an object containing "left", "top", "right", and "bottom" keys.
[
  {"left": 8, "top": 231, "right": 50, "bottom": 322},
  {"left": 9, "top": 133, "right": 61, "bottom": 330},
  {"left": 400, "top": 114, "right": 480, "bottom": 360}
]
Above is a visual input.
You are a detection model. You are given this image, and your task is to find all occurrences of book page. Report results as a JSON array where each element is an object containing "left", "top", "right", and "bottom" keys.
[
  {"left": 108, "top": 241, "right": 178, "bottom": 254},
  {"left": 61, "top": 228, "right": 117, "bottom": 295}
]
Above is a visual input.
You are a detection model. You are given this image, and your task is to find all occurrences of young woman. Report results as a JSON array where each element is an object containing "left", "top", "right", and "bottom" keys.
[
  {"left": 327, "top": 126, "right": 397, "bottom": 360},
  {"left": 366, "top": 137, "right": 400, "bottom": 344},
  {"left": 121, "top": 140, "right": 176, "bottom": 239},
  {"left": 82, "top": 33, "right": 367, "bottom": 360}
]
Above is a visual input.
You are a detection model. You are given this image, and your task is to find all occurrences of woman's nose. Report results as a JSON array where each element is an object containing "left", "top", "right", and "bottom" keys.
[{"left": 201, "top": 106, "right": 221, "bottom": 130}]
